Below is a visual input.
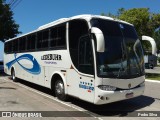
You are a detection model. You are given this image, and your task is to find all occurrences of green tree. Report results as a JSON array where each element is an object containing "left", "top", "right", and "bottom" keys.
[
  {"left": 101, "top": 12, "right": 117, "bottom": 18},
  {"left": 117, "top": 8, "right": 125, "bottom": 17},
  {"left": 151, "top": 14, "right": 160, "bottom": 50},
  {"left": 102, "top": 8, "right": 160, "bottom": 50},
  {"left": 118, "top": 8, "right": 152, "bottom": 37},
  {"left": 0, "top": 0, "right": 20, "bottom": 42},
  {"left": 118, "top": 8, "right": 160, "bottom": 50}
]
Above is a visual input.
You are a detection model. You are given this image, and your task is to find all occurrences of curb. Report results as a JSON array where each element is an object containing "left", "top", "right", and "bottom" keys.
[{"left": 145, "top": 79, "right": 160, "bottom": 83}]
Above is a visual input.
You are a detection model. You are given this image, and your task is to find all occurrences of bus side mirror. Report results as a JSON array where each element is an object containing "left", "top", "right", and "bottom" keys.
[{"left": 90, "top": 27, "right": 105, "bottom": 52}]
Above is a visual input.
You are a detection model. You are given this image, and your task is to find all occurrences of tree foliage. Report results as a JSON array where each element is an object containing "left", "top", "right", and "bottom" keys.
[
  {"left": 0, "top": 0, "right": 20, "bottom": 42},
  {"left": 102, "top": 8, "right": 160, "bottom": 50},
  {"left": 119, "top": 8, "right": 151, "bottom": 37}
]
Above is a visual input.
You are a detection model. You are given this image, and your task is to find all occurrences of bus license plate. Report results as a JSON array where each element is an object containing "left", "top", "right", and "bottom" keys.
[{"left": 125, "top": 93, "right": 134, "bottom": 99}]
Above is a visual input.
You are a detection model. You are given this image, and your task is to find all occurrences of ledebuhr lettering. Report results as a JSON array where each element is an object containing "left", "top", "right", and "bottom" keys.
[{"left": 41, "top": 54, "right": 62, "bottom": 60}]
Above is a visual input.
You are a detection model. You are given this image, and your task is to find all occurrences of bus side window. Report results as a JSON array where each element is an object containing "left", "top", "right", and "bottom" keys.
[
  {"left": 31, "top": 34, "right": 36, "bottom": 50},
  {"left": 50, "top": 27, "right": 57, "bottom": 48},
  {"left": 36, "top": 28, "right": 50, "bottom": 50},
  {"left": 11, "top": 40, "right": 14, "bottom": 53},
  {"left": 50, "top": 24, "right": 66, "bottom": 48},
  {"left": 7, "top": 41, "right": 12, "bottom": 54},
  {"left": 26, "top": 34, "right": 36, "bottom": 51},
  {"left": 8, "top": 42, "right": 10, "bottom": 53},
  {"left": 13, "top": 39, "right": 19, "bottom": 53},
  {"left": 19, "top": 37, "right": 26, "bottom": 52},
  {"left": 69, "top": 20, "right": 92, "bottom": 74},
  {"left": 78, "top": 35, "right": 94, "bottom": 75},
  {"left": 42, "top": 30, "right": 49, "bottom": 48},
  {"left": 37, "top": 32, "right": 43, "bottom": 49},
  {"left": 57, "top": 25, "right": 66, "bottom": 47},
  {"left": 27, "top": 35, "right": 31, "bottom": 50},
  {"left": 4, "top": 42, "right": 8, "bottom": 53}
]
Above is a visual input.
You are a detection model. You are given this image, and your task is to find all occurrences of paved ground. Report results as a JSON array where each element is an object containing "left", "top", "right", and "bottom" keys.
[
  {"left": 0, "top": 73, "right": 160, "bottom": 120},
  {"left": 145, "top": 67, "right": 160, "bottom": 74}
]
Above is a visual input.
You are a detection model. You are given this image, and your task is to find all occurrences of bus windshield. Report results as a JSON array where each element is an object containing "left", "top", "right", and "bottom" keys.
[{"left": 91, "top": 19, "right": 145, "bottom": 79}]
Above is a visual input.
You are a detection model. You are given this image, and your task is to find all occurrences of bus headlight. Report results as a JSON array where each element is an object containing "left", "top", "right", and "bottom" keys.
[{"left": 98, "top": 85, "right": 117, "bottom": 91}]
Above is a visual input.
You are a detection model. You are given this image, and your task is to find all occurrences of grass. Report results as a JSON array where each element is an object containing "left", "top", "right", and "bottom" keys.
[{"left": 145, "top": 73, "right": 160, "bottom": 81}]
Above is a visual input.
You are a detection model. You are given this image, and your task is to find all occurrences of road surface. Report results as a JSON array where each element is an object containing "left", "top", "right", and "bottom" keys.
[
  {"left": 0, "top": 73, "right": 160, "bottom": 120},
  {"left": 145, "top": 67, "right": 160, "bottom": 74}
]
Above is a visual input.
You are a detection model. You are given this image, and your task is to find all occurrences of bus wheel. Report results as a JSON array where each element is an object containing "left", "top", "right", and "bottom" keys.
[
  {"left": 55, "top": 79, "right": 68, "bottom": 101},
  {"left": 11, "top": 69, "right": 17, "bottom": 82}
]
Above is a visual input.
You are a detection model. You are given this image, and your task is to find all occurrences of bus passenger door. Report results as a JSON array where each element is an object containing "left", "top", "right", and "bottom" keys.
[
  {"left": 67, "top": 35, "right": 95, "bottom": 103},
  {"left": 78, "top": 35, "right": 95, "bottom": 103}
]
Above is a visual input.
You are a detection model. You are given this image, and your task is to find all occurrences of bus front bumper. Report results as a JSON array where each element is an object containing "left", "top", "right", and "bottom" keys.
[{"left": 94, "top": 86, "right": 145, "bottom": 105}]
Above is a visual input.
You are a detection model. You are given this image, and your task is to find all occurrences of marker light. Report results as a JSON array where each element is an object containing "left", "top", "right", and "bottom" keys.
[{"left": 98, "top": 85, "right": 117, "bottom": 91}]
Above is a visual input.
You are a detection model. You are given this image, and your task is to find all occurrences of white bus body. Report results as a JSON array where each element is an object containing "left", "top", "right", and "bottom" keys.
[{"left": 4, "top": 15, "right": 145, "bottom": 105}]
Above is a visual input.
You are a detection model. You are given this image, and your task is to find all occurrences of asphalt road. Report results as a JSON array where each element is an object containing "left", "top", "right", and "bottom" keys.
[
  {"left": 145, "top": 67, "right": 160, "bottom": 74},
  {"left": 0, "top": 73, "right": 160, "bottom": 120}
]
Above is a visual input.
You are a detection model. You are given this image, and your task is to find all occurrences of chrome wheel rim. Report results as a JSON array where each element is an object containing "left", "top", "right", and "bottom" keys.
[
  {"left": 12, "top": 71, "right": 15, "bottom": 80},
  {"left": 55, "top": 81, "right": 64, "bottom": 95}
]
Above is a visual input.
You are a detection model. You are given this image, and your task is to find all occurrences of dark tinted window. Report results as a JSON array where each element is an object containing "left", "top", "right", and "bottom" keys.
[
  {"left": 13, "top": 39, "right": 19, "bottom": 52},
  {"left": 91, "top": 19, "right": 122, "bottom": 37},
  {"left": 37, "top": 29, "right": 49, "bottom": 49},
  {"left": 8, "top": 41, "right": 12, "bottom": 53},
  {"left": 27, "top": 33, "right": 36, "bottom": 50},
  {"left": 78, "top": 36, "right": 94, "bottom": 74},
  {"left": 50, "top": 24, "right": 66, "bottom": 48},
  {"left": 69, "top": 20, "right": 88, "bottom": 49},
  {"left": 50, "top": 27, "right": 57, "bottom": 47},
  {"left": 31, "top": 34, "right": 36, "bottom": 50},
  {"left": 11, "top": 41, "right": 14, "bottom": 52},
  {"left": 69, "top": 20, "right": 89, "bottom": 71},
  {"left": 42, "top": 30, "right": 49, "bottom": 48},
  {"left": 120, "top": 23, "right": 138, "bottom": 39},
  {"left": 19, "top": 37, "right": 26, "bottom": 51},
  {"left": 0, "top": 61, "right": 3, "bottom": 65},
  {"left": 91, "top": 19, "right": 144, "bottom": 78},
  {"left": 4, "top": 42, "right": 9, "bottom": 53},
  {"left": 5, "top": 24, "right": 66, "bottom": 54},
  {"left": 57, "top": 26, "right": 66, "bottom": 46},
  {"left": 37, "top": 31, "right": 43, "bottom": 49}
]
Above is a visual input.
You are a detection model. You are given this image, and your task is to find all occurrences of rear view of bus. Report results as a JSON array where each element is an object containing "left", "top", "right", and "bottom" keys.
[{"left": 90, "top": 17, "right": 145, "bottom": 104}]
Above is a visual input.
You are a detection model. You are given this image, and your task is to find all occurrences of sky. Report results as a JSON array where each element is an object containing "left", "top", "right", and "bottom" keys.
[{"left": 0, "top": 0, "right": 160, "bottom": 60}]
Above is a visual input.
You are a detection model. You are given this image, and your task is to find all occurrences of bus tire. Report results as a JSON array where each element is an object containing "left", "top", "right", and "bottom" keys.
[
  {"left": 11, "top": 68, "right": 17, "bottom": 82},
  {"left": 55, "top": 79, "right": 68, "bottom": 101}
]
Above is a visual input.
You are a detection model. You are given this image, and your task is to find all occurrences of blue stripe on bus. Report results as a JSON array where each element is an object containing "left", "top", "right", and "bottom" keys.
[{"left": 6, "top": 54, "right": 41, "bottom": 75}]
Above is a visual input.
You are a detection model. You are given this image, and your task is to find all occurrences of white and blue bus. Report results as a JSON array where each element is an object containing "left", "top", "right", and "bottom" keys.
[{"left": 4, "top": 15, "right": 145, "bottom": 105}]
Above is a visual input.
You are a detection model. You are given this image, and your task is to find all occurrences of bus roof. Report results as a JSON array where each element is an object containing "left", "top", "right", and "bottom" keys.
[
  {"left": 38, "top": 14, "right": 133, "bottom": 30},
  {"left": 6, "top": 14, "right": 133, "bottom": 42}
]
